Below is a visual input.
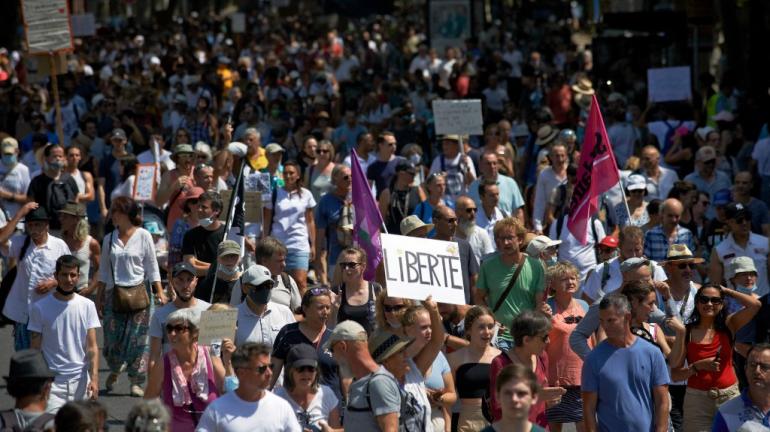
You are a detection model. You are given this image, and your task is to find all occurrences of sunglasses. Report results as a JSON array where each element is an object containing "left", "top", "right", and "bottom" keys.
[
  {"left": 697, "top": 296, "right": 723, "bottom": 305},
  {"left": 240, "top": 364, "right": 274, "bottom": 374},
  {"left": 295, "top": 365, "right": 316, "bottom": 373},
  {"left": 342, "top": 175, "right": 351, "bottom": 181},
  {"left": 308, "top": 287, "right": 330, "bottom": 296},
  {"left": 564, "top": 316, "right": 582, "bottom": 324},
  {"left": 677, "top": 263, "right": 695, "bottom": 269},
  {"left": 465, "top": 208, "right": 477, "bottom": 214},
  {"left": 339, "top": 262, "right": 360, "bottom": 270},
  {"left": 165, "top": 324, "right": 189, "bottom": 333},
  {"left": 317, "top": 149, "right": 330, "bottom": 154},
  {"left": 383, "top": 304, "right": 405, "bottom": 313},
  {"left": 439, "top": 217, "right": 458, "bottom": 224}
]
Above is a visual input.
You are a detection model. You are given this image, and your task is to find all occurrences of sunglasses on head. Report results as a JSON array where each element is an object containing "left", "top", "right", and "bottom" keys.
[
  {"left": 308, "top": 287, "right": 330, "bottom": 296},
  {"left": 698, "top": 295, "right": 723, "bottom": 305},
  {"left": 166, "top": 324, "right": 189, "bottom": 333},
  {"left": 564, "top": 316, "right": 582, "bottom": 324},
  {"left": 339, "top": 262, "right": 360, "bottom": 270},
  {"left": 427, "top": 172, "right": 446, "bottom": 182},
  {"left": 383, "top": 304, "right": 405, "bottom": 313}
]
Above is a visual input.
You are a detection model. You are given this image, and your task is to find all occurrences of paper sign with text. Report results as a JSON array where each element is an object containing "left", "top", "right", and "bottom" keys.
[
  {"left": 381, "top": 234, "right": 466, "bottom": 305},
  {"left": 647, "top": 67, "right": 692, "bottom": 103},
  {"left": 432, "top": 99, "right": 483, "bottom": 136},
  {"left": 197, "top": 309, "right": 238, "bottom": 346},
  {"left": 132, "top": 164, "right": 157, "bottom": 202},
  {"left": 21, "top": 0, "right": 74, "bottom": 54}
]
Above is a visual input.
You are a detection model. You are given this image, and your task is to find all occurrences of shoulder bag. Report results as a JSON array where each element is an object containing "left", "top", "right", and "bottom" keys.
[{"left": 109, "top": 231, "right": 150, "bottom": 313}]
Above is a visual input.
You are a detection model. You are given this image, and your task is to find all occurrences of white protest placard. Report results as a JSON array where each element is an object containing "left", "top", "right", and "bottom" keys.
[
  {"left": 70, "top": 13, "right": 96, "bottom": 37},
  {"left": 230, "top": 13, "right": 246, "bottom": 34},
  {"left": 647, "top": 67, "right": 692, "bottom": 103},
  {"left": 381, "top": 233, "right": 466, "bottom": 305},
  {"left": 132, "top": 163, "right": 157, "bottom": 202},
  {"left": 432, "top": 99, "right": 483, "bottom": 136},
  {"left": 21, "top": 0, "right": 74, "bottom": 54},
  {"left": 197, "top": 309, "right": 238, "bottom": 346}
]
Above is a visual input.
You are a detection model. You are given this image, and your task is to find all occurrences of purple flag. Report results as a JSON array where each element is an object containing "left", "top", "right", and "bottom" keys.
[{"left": 351, "top": 149, "right": 384, "bottom": 280}]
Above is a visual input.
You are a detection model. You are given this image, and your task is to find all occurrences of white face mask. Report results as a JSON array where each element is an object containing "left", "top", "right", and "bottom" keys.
[
  {"left": 198, "top": 217, "right": 213, "bottom": 228},
  {"left": 735, "top": 284, "right": 756, "bottom": 295},
  {"left": 219, "top": 264, "right": 238, "bottom": 276}
]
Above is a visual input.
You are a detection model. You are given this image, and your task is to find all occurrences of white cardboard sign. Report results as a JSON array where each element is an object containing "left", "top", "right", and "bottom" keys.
[
  {"left": 197, "top": 309, "right": 238, "bottom": 346},
  {"left": 432, "top": 99, "right": 483, "bottom": 136},
  {"left": 381, "top": 233, "right": 466, "bottom": 305},
  {"left": 132, "top": 163, "right": 157, "bottom": 202},
  {"left": 21, "top": 0, "right": 74, "bottom": 54},
  {"left": 647, "top": 67, "right": 692, "bottom": 103}
]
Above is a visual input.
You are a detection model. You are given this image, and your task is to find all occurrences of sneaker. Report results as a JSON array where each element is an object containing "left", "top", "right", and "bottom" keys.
[
  {"left": 130, "top": 384, "right": 145, "bottom": 397},
  {"left": 105, "top": 373, "right": 119, "bottom": 392}
]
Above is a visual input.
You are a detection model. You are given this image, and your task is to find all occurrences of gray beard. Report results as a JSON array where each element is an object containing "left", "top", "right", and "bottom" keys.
[{"left": 457, "top": 220, "right": 475, "bottom": 238}]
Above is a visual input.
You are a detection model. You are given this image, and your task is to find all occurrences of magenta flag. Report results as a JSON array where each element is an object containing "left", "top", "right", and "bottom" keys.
[
  {"left": 567, "top": 95, "right": 621, "bottom": 244},
  {"left": 350, "top": 149, "right": 384, "bottom": 280}
]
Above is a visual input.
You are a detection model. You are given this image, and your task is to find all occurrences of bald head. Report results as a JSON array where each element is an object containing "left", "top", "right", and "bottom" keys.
[{"left": 660, "top": 198, "right": 683, "bottom": 230}]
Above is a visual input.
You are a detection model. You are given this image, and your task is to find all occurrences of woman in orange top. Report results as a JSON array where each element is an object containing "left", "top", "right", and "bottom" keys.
[
  {"left": 671, "top": 283, "right": 760, "bottom": 432},
  {"left": 543, "top": 262, "right": 591, "bottom": 432}
]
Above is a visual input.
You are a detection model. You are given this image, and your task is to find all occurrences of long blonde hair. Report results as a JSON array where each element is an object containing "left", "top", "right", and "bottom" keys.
[{"left": 74, "top": 218, "right": 89, "bottom": 242}]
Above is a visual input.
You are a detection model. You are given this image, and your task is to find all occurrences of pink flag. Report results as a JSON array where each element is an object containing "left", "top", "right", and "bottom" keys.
[
  {"left": 567, "top": 95, "right": 621, "bottom": 244},
  {"left": 350, "top": 150, "right": 385, "bottom": 280}
]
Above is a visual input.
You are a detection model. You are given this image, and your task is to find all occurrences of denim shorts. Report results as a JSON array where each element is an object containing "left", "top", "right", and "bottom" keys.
[{"left": 285, "top": 251, "right": 310, "bottom": 271}]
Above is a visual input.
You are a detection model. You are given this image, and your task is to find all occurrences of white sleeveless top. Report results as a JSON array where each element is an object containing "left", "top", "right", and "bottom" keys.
[
  {"left": 64, "top": 169, "right": 86, "bottom": 194},
  {"left": 73, "top": 235, "right": 91, "bottom": 289}
]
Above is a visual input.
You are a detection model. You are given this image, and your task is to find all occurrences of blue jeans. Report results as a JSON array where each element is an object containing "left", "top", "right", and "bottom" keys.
[{"left": 14, "top": 321, "right": 31, "bottom": 351}]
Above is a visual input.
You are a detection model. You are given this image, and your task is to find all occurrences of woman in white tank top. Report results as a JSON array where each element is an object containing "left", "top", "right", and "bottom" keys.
[
  {"left": 58, "top": 202, "right": 101, "bottom": 294},
  {"left": 64, "top": 145, "right": 95, "bottom": 203}
]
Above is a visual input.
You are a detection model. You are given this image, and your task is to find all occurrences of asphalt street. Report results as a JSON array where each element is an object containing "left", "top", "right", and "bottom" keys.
[{"left": 0, "top": 325, "right": 135, "bottom": 430}]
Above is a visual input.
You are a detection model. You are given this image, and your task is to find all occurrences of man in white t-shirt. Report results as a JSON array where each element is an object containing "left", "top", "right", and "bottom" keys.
[
  {"left": 196, "top": 342, "right": 301, "bottom": 432},
  {"left": 148, "top": 262, "right": 211, "bottom": 368},
  {"left": 28, "top": 255, "right": 100, "bottom": 413}
]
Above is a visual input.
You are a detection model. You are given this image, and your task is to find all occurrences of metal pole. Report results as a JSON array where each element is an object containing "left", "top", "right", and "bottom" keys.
[{"left": 210, "top": 156, "right": 246, "bottom": 303}]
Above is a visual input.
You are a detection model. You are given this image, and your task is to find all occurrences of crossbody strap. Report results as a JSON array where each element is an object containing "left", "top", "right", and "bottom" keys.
[
  {"left": 109, "top": 231, "right": 115, "bottom": 287},
  {"left": 493, "top": 253, "right": 527, "bottom": 313}
]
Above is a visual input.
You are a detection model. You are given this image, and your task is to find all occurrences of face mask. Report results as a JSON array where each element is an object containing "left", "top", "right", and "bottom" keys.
[
  {"left": 2, "top": 154, "right": 16, "bottom": 166},
  {"left": 546, "top": 256, "right": 558, "bottom": 267},
  {"left": 248, "top": 287, "right": 271, "bottom": 305},
  {"left": 219, "top": 264, "right": 238, "bottom": 277},
  {"left": 224, "top": 375, "right": 240, "bottom": 393},
  {"left": 409, "top": 153, "right": 422, "bottom": 165},
  {"left": 56, "top": 286, "right": 75, "bottom": 297},
  {"left": 735, "top": 284, "right": 755, "bottom": 295},
  {"left": 198, "top": 217, "right": 213, "bottom": 228},
  {"left": 46, "top": 160, "right": 65, "bottom": 171}
]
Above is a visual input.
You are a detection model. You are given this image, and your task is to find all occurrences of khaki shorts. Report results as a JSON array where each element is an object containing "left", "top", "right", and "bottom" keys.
[
  {"left": 682, "top": 383, "right": 740, "bottom": 432},
  {"left": 456, "top": 404, "right": 488, "bottom": 432}
]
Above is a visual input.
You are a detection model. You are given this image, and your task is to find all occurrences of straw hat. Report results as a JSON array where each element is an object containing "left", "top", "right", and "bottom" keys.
[
  {"left": 535, "top": 125, "right": 559, "bottom": 146},
  {"left": 662, "top": 244, "right": 705, "bottom": 265},
  {"left": 571, "top": 77, "right": 595, "bottom": 95}
]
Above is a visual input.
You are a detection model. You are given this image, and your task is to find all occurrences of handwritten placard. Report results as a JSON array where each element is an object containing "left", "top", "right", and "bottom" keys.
[
  {"left": 647, "top": 67, "right": 692, "bottom": 103},
  {"left": 432, "top": 99, "right": 483, "bottom": 136},
  {"left": 381, "top": 234, "right": 466, "bottom": 305},
  {"left": 21, "top": 0, "right": 74, "bottom": 54},
  {"left": 197, "top": 309, "right": 238, "bottom": 346},
  {"left": 244, "top": 191, "right": 262, "bottom": 223},
  {"left": 132, "top": 164, "right": 157, "bottom": 202}
]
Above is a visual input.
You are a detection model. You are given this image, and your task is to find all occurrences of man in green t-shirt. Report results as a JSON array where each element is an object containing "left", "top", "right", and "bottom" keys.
[{"left": 475, "top": 217, "right": 545, "bottom": 350}]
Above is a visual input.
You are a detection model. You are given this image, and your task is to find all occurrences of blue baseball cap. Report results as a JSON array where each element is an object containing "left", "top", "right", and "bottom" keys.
[{"left": 713, "top": 189, "right": 732, "bottom": 207}]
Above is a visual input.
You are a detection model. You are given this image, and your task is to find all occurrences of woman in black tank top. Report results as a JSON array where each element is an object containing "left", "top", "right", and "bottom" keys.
[
  {"left": 377, "top": 161, "right": 423, "bottom": 234},
  {"left": 331, "top": 247, "right": 381, "bottom": 333}
]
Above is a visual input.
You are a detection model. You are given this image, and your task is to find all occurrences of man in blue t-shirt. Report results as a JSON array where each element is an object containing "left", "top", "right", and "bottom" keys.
[
  {"left": 582, "top": 291, "right": 670, "bottom": 432},
  {"left": 315, "top": 164, "right": 352, "bottom": 286}
]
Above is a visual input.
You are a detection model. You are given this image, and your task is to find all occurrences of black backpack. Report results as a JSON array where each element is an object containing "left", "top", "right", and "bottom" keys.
[
  {"left": 47, "top": 177, "right": 77, "bottom": 219},
  {"left": 0, "top": 409, "right": 55, "bottom": 432}
]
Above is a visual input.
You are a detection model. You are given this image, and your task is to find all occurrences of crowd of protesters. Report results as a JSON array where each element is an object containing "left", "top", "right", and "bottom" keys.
[{"left": 1, "top": 2, "right": 770, "bottom": 432}]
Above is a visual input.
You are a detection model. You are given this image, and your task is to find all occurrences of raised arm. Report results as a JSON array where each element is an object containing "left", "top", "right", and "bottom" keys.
[
  {"left": 413, "top": 296, "right": 445, "bottom": 377},
  {"left": 724, "top": 287, "right": 762, "bottom": 334}
]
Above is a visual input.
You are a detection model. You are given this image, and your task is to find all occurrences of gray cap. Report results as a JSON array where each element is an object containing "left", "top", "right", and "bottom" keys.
[
  {"left": 322, "top": 320, "right": 368, "bottom": 351},
  {"left": 173, "top": 144, "right": 195, "bottom": 155},
  {"left": 110, "top": 128, "right": 127, "bottom": 141},
  {"left": 620, "top": 257, "right": 650, "bottom": 273},
  {"left": 217, "top": 240, "right": 241, "bottom": 258},
  {"left": 242, "top": 264, "right": 273, "bottom": 287}
]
